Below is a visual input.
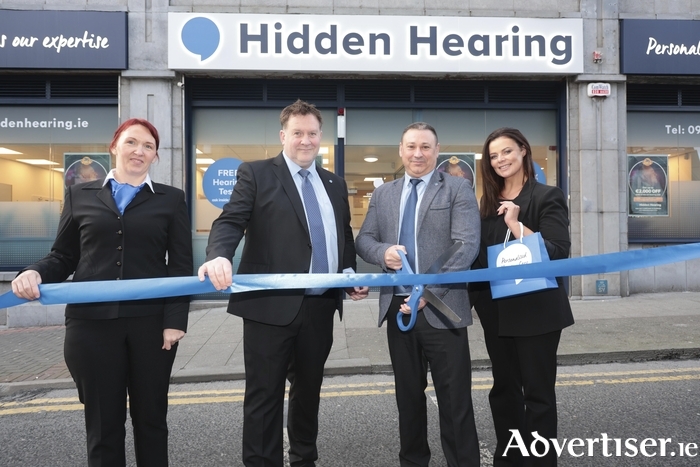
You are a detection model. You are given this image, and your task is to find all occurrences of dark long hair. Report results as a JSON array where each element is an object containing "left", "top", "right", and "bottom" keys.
[{"left": 479, "top": 127, "right": 535, "bottom": 218}]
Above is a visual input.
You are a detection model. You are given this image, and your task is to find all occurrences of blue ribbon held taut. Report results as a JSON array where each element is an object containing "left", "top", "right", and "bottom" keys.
[{"left": 2, "top": 242, "right": 700, "bottom": 309}]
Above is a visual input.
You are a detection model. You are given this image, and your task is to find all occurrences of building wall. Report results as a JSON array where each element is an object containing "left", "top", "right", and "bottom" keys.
[{"left": 2, "top": 0, "right": 700, "bottom": 308}]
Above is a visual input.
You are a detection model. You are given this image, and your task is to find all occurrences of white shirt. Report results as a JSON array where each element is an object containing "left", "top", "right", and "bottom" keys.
[{"left": 103, "top": 169, "right": 155, "bottom": 193}]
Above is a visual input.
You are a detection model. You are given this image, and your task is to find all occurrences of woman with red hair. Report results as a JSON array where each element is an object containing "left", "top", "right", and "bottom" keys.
[{"left": 12, "top": 118, "right": 193, "bottom": 466}]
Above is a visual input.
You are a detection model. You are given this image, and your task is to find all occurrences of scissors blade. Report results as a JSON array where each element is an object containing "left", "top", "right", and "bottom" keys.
[
  {"left": 421, "top": 241, "right": 464, "bottom": 323},
  {"left": 422, "top": 288, "right": 461, "bottom": 323},
  {"left": 425, "top": 241, "right": 464, "bottom": 275}
]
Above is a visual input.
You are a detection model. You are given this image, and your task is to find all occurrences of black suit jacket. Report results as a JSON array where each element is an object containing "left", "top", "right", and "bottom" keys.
[
  {"left": 470, "top": 179, "right": 574, "bottom": 336},
  {"left": 25, "top": 179, "right": 193, "bottom": 331},
  {"left": 205, "top": 152, "right": 357, "bottom": 326}
]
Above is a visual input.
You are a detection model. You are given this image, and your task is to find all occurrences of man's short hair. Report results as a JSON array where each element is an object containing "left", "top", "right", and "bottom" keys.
[
  {"left": 401, "top": 122, "right": 438, "bottom": 144},
  {"left": 280, "top": 99, "right": 323, "bottom": 129}
]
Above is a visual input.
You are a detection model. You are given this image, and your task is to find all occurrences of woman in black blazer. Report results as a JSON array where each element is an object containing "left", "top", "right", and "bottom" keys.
[
  {"left": 470, "top": 127, "right": 574, "bottom": 467},
  {"left": 11, "top": 118, "right": 193, "bottom": 467}
]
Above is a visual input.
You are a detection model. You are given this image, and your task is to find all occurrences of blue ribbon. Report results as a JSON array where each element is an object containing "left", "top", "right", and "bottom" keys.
[{"left": 2, "top": 242, "right": 700, "bottom": 309}]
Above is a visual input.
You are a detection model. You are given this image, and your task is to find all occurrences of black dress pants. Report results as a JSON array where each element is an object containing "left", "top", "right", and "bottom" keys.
[
  {"left": 386, "top": 296, "right": 480, "bottom": 467},
  {"left": 241, "top": 293, "right": 336, "bottom": 467},
  {"left": 477, "top": 304, "right": 561, "bottom": 467},
  {"left": 64, "top": 314, "right": 177, "bottom": 467}
]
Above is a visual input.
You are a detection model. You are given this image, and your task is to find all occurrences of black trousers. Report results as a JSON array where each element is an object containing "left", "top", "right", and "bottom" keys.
[
  {"left": 477, "top": 305, "right": 562, "bottom": 467},
  {"left": 241, "top": 293, "right": 336, "bottom": 467},
  {"left": 386, "top": 296, "right": 480, "bottom": 467},
  {"left": 64, "top": 314, "right": 177, "bottom": 467}
]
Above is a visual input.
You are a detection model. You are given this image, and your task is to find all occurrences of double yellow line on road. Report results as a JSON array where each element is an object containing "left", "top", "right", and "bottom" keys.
[{"left": 1, "top": 367, "right": 699, "bottom": 416}]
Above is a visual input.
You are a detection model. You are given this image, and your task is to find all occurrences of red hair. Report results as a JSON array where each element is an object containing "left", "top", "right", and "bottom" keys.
[{"left": 109, "top": 118, "right": 160, "bottom": 154}]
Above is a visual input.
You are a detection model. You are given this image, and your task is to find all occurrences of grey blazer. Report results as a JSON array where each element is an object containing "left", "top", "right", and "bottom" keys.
[{"left": 356, "top": 171, "right": 481, "bottom": 329}]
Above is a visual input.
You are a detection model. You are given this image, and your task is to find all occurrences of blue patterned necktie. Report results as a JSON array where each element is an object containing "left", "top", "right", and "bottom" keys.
[
  {"left": 110, "top": 179, "right": 144, "bottom": 214},
  {"left": 399, "top": 178, "right": 422, "bottom": 271},
  {"left": 299, "top": 169, "right": 329, "bottom": 273}
]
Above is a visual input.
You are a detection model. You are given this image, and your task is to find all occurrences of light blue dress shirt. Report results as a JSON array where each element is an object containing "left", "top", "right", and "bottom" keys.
[
  {"left": 282, "top": 154, "right": 339, "bottom": 275},
  {"left": 283, "top": 154, "right": 355, "bottom": 295},
  {"left": 397, "top": 169, "right": 435, "bottom": 273}
]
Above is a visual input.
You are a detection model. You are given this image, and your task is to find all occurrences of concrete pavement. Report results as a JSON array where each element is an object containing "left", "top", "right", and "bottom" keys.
[{"left": 1, "top": 293, "right": 699, "bottom": 395}]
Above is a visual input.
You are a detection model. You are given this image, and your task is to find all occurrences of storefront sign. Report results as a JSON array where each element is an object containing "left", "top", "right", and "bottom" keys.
[
  {"left": 0, "top": 106, "right": 117, "bottom": 144},
  {"left": 628, "top": 112, "right": 700, "bottom": 147},
  {"left": 202, "top": 158, "right": 242, "bottom": 208},
  {"left": 621, "top": 19, "right": 700, "bottom": 75},
  {"left": 0, "top": 10, "right": 127, "bottom": 69},
  {"left": 168, "top": 14, "right": 583, "bottom": 74},
  {"left": 628, "top": 155, "right": 668, "bottom": 217}
]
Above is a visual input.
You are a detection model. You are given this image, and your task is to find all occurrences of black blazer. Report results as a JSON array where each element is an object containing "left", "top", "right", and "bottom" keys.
[
  {"left": 205, "top": 153, "right": 357, "bottom": 326},
  {"left": 25, "top": 179, "right": 193, "bottom": 331},
  {"left": 470, "top": 179, "right": 574, "bottom": 336}
]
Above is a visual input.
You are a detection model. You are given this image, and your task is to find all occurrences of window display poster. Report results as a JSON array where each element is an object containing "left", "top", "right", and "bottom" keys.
[
  {"left": 436, "top": 153, "right": 476, "bottom": 191},
  {"left": 627, "top": 155, "right": 668, "bottom": 217},
  {"left": 202, "top": 157, "right": 242, "bottom": 208},
  {"left": 64, "top": 153, "right": 110, "bottom": 188}
]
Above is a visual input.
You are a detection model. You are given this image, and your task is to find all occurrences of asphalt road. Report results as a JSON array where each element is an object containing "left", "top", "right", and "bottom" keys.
[{"left": 0, "top": 359, "right": 698, "bottom": 466}]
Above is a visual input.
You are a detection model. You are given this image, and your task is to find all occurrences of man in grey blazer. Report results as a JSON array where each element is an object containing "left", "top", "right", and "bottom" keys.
[{"left": 356, "top": 122, "right": 481, "bottom": 467}]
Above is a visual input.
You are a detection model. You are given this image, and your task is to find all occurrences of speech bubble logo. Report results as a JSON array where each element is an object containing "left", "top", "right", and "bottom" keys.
[{"left": 181, "top": 17, "right": 220, "bottom": 61}]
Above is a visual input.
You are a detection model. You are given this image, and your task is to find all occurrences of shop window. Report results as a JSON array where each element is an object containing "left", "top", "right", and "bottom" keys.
[
  {"left": 191, "top": 108, "right": 337, "bottom": 273},
  {"left": 344, "top": 108, "right": 558, "bottom": 281},
  {"left": 0, "top": 106, "right": 116, "bottom": 270},
  {"left": 344, "top": 108, "right": 558, "bottom": 232},
  {"left": 627, "top": 111, "right": 700, "bottom": 242},
  {"left": 187, "top": 78, "right": 562, "bottom": 297}
]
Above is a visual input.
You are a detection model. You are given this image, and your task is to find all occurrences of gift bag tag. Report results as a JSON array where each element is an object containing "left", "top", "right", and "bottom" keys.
[{"left": 496, "top": 223, "right": 530, "bottom": 284}]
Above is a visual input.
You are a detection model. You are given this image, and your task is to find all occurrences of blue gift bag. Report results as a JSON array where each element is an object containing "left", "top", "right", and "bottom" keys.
[{"left": 487, "top": 228, "right": 558, "bottom": 299}]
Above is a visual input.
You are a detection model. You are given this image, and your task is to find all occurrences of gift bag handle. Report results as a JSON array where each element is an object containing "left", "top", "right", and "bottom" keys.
[{"left": 503, "top": 221, "right": 525, "bottom": 247}]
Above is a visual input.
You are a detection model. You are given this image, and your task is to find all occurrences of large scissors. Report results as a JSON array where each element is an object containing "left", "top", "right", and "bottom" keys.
[{"left": 395, "top": 241, "right": 465, "bottom": 331}]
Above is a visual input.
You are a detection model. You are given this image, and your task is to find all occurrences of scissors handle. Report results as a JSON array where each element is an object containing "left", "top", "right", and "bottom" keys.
[{"left": 396, "top": 250, "right": 423, "bottom": 332}]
